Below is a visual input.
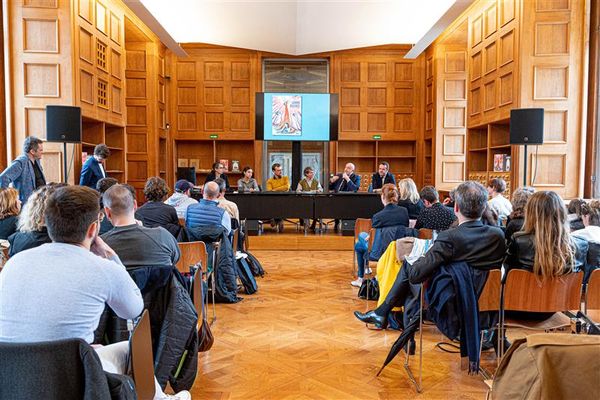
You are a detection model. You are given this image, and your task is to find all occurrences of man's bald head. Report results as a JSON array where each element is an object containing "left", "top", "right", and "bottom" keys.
[
  {"left": 203, "top": 181, "right": 220, "bottom": 200},
  {"left": 344, "top": 163, "right": 355, "bottom": 175},
  {"left": 103, "top": 184, "right": 135, "bottom": 217}
]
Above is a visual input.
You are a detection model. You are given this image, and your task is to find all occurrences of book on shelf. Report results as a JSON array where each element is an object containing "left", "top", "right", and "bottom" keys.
[
  {"left": 177, "top": 158, "right": 189, "bottom": 168},
  {"left": 231, "top": 160, "right": 240, "bottom": 172},
  {"left": 504, "top": 156, "right": 511, "bottom": 172},
  {"left": 219, "top": 159, "right": 229, "bottom": 172},
  {"left": 493, "top": 154, "right": 509, "bottom": 172},
  {"left": 189, "top": 159, "right": 200, "bottom": 170}
]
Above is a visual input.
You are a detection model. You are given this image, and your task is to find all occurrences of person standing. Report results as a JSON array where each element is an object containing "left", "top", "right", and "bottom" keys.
[
  {"left": 369, "top": 162, "right": 395, "bottom": 193},
  {"left": 79, "top": 143, "right": 110, "bottom": 189},
  {"left": 0, "top": 136, "right": 46, "bottom": 203}
]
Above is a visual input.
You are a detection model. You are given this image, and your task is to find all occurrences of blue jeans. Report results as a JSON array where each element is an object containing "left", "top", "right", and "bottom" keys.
[{"left": 354, "top": 232, "right": 369, "bottom": 278}]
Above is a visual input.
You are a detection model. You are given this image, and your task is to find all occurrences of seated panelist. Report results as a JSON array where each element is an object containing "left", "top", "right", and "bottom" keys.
[
  {"left": 369, "top": 162, "right": 395, "bottom": 193},
  {"left": 329, "top": 163, "right": 360, "bottom": 192},
  {"left": 296, "top": 166, "right": 323, "bottom": 193},
  {"left": 266, "top": 163, "right": 290, "bottom": 192}
]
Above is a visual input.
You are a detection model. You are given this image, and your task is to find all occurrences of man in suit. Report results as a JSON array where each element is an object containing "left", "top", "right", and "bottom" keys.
[
  {"left": 80, "top": 144, "right": 110, "bottom": 189},
  {"left": 354, "top": 181, "right": 506, "bottom": 329},
  {"left": 369, "top": 161, "right": 396, "bottom": 192},
  {"left": 329, "top": 162, "right": 361, "bottom": 192},
  {"left": 0, "top": 136, "right": 46, "bottom": 203}
]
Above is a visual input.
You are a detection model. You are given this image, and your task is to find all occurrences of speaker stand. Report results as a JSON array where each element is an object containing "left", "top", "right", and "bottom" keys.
[
  {"left": 63, "top": 142, "right": 68, "bottom": 184},
  {"left": 522, "top": 144, "right": 527, "bottom": 187}
]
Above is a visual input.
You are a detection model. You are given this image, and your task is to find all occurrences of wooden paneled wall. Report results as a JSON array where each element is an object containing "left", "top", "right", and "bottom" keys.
[
  {"left": 5, "top": 0, "right": 75, "bottom": 183},
  {"left": 517, "top": 0, "right": 588, "bottom": 198}
]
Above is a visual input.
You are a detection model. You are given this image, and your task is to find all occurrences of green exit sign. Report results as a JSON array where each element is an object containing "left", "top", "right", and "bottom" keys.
[
  {"left": 372, "top": 135, "right": 381, "bottom": 140},
  {"left": 209, "top": 134, "right": 218, "bottom": 139}
]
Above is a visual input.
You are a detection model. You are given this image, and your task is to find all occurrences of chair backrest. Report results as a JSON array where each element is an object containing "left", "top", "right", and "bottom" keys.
[
  {"left": 355, "top": 218, "right": 372, "bottom": 238},
  {"left": 478, "top": 269, "right": 502, "bottom": 312},
  {"left": 367, "top": 228, "right": 376, "bottom": 250},
  {"left": 586, "top": 269, "right": 600, "bottom": 310},
  {"left": 192, "top": 265, "right": 203, "bottom": 322},
  {"left": 175, "top": 241, "right": 207, "bottom": 275},
  {"left": 130, "top": 310, "right": 156, "bottom": 400},
  {"left": 418, "top": 228, "right": 433, "bottom": 239},
  {"left": 232, "top": 228, "right": 239, "bottom": 254},
  {"left": 503, "top": 270, "right": 583, "bottom": 313}
]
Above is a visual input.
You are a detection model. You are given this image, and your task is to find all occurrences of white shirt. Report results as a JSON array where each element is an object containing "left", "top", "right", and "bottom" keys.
[
  {"left": 488, "top": 195, "right": 512, "bottom": 221},
  {"left": 571, "top": 225, "right": 600, "bottom": 244}
]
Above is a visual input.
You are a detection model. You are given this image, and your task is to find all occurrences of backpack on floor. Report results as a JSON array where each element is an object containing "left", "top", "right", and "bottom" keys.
[
  {"left": 235, "top": 256, "right": 258, "bottom": 294},
  {"left": 245, "top": 252, "right": 265, "bottom": 277}
]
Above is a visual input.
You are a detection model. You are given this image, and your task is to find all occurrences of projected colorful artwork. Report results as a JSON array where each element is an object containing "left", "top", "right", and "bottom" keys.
[{"left": 271, "top": 95, "right": 302, "bottom": 136}]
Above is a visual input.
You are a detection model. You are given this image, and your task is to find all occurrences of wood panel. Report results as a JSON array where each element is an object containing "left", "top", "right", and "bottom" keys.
[{"left": 517, "top": 0, "right": 587, "bottom": 198}]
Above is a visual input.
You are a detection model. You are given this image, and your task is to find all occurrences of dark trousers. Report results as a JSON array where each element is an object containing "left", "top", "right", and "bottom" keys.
[{"left": 375, "top": 262, "right": 422, "bottom": 324}]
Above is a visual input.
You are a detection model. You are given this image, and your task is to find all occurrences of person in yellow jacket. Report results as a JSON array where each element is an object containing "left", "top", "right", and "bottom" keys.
[{"left": 266, "top": 163, "right": 290, "bottom": 232}]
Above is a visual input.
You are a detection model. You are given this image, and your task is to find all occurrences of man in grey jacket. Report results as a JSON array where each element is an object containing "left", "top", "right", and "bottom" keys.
[{"left": 0, "top": 136, "right": 46, "bottom": 202}]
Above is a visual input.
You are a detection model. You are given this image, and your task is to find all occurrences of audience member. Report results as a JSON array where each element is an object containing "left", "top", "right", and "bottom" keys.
[
  {"left": 102, "top": 184, "right": 180, "bottom": 268},
  {"left": 135, "top": 177, "right": 181, "bottom": 238},
  {"left": 296, "top": 166, "right": 323, "bottom": 193},
  {"left": 7, "top": 184, "right": 64, "bottom": 256},
  {"left": 397, "top": 178, "right": 424, "bottom": 219},
  {"left": 505, "top": 186, "right": 535, "bottom": 242},
  {"left": 237, "top": 166, "right": 260, "bottom": 192},
  {"left": 0, "top": 188, "right": 20, "bottom": 240},
  {"left": 186, "top": 181, "right": 231, "bottom": 234},
  {"left": 215, "top": 177, "right": 239, "bottom": 222},
  {"left": 487, "top": 178, "right": 512, "bottom": 223},
  {"left": 266, "top": 163, "right": 290, "bottom": 192},
  {"left": 205, "top": 161, "right": 230, "bottom": 190},
  {"left": 355, "top": 181, "right": 506, "bottom": 329},
  {"left": 505, "top": 191, "right": 587, "bottom": 279},
  {"left": 0, "top": 136, "right": 46, "bottom": 202},
  {"left": 572, "top": 200, "right": 600, "bottom": 281},
  {"left": 352, "top": 183, "right": 409, "bottom": 287},
  {"left": 79, "top": 144, "right": 110, "bottom": 189},
  {"left": 164, "top": 179, "right": 198, "bottom": 220},
  {"left": 414, "top": 186, "right": 456, "bottom": 231},
  {"left": 96, "top": 177, "right": 119, "bottom": 235},
  {"left": 329, "top": 162, "right": 360, "bottom": 192},
  {"left": 481, "top": 203, "right": 499, "bottom": 227},
  {"left": 369, "top": 162, "right": 395, "bottom": 193},
  {"left": 567, "top": 198, "right": 586, "bottom": 231},
  {"left": 0, "top": 185, "right": 190, "bottom": 400},
  {"left": 442, "top": 188, "right": 456, "bottom": 209}
]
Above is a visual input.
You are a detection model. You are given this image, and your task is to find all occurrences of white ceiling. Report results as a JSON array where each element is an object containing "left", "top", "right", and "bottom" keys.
[{"left": 139, "top": 0, "right": 458, "bottom": 55}]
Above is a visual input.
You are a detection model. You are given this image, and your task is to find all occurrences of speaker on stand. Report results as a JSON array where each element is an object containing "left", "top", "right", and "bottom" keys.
[
  {"left": 509, "top": 108, "right": 544, "bottom": 186},
  {"left": 46, "top": 105, "right": 82, "bottom": 183}
]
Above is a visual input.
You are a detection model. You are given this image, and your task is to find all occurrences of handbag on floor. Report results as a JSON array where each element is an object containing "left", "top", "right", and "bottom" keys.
[
  {"left": 197, "top": 274, "right": 214, "bottom": 352},
  {"left": 358, "top": 277, "right": 379, "bottom": 300}
]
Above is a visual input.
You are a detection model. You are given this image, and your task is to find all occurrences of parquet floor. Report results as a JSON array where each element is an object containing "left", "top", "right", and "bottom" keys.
[{"left": 191, "top": 249, "right": 492, "bottom": 399}]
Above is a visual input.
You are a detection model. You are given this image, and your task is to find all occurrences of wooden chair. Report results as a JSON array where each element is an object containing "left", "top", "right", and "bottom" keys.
[
  {"left": 130, "top": 310, "right": 156, "bottom": 400},
  {"left": 417, "top": 228, "right": 434, "bottom": 240},
  {"left": 175, "top": 241, "right": 207, "bottom": 276},
  {"left": 584, "top": 269, "right": 600, "bottom": 320},
  {"left": 499, "top": 270, "right": 584, "bottom": 357},
  {"left": 353, "top": 218, "right": 372, "bottom": 276},
  {"left": 477, "top": 269, "right": 502, "bottom": 380}
]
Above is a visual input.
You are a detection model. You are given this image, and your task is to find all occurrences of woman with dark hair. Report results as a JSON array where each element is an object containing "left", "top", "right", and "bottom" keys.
[
  {"left": 352, "top": 183, "right": 409, "bottom": 287},
  {"left": 505, "top": 191, "right": 587, "bottom": 279},
  {"left": 505, "top": 186, "right": 535, "bottom": 242},
  {"left": 237, "top": 166, "right": 260, "bottom": 192},
  {"left": 567, "top": 198, "right": 586, "bottom": 231},
  {"left": 204, "top": 161, "right": 230, "bottom": 190},
  {"left": 134, "top": 177, "right": 181, "bottom": 239},
  {"left": 0, "top": 188, "right": 21, "bottom": 239},
  {"left": 572, "top": 200, "right": 600, "bottom": 282}
]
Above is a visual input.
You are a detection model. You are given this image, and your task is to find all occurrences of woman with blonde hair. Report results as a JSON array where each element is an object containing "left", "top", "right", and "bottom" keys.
[
  {"left": 505, "top": 191, "right": 587, "bottom": 279},
  {"left": 0, "top": 188, "right": 21, "bottom": 239},
  {"left": 397, "top": 178, "right": 424, "bottom": 219},
  {"left": 8, "top": 183, "right": 65, "bottom": 256}
]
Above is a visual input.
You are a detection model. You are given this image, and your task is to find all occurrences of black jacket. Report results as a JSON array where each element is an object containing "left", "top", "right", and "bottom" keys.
[
  {"left": 204, "top": 171, "right": 230, "bottom": 190},
  {"left": 505, "top": 216, "right": 524, "bottom": 242},
  {"left": 0, "top": 215, "right": 18, "bottom": 240},
  {"left": 372, "top": 203, "right": 409, "bottom": 229},
  {"left": 135, "top": 201, "right": 182, "bottom": 239},
  {"left": 409, "top": 220, "right": 506, "bottom": 284},
  {"left": 505, "top": 232, "right": 588, "bottom": 276},
  {"left": 398, "top": 199, "right": 425, "bottom": 219},
  {"left": 370, "top": 172, "right": 396, "bottom": 191},
  {"left": 414, "top": 202, "right": 457, "bottom": 231},
  {"left": 8, "top": 228, "right": 52, "bottom": 257}
]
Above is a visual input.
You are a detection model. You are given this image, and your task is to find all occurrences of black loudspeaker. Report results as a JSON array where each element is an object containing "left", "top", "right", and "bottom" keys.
[
  {"left": 46, "top": 105, "right": 82, "bottom": 143},
  {"left": 176, "top": 167, "right": 196, "bottom": 185},
  {"left": 510, "top": 108, "right": 544, "bottom": 145}
]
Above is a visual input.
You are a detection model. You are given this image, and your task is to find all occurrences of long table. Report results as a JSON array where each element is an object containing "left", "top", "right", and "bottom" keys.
[{"left": 226, "top": 192, "right": 383, "bottom": 220}]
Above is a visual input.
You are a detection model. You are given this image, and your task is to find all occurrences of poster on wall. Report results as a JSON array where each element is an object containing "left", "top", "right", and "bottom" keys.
[{"left": 271, "top": 95, "right": 302, "bottom": 136}]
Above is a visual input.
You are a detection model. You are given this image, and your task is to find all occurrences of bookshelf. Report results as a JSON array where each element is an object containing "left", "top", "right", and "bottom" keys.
[
  {"left": 80, "top": 118, "right": 126, "bottom": 183},
  {"left": 174, "top": 140, "right": 254, "bottom": 185},
  {"left": 466, "top": 122, "right": 513, "bottom": 197},
  {"left": 335, "top": 140, "right": 417, "bottom": 190}
]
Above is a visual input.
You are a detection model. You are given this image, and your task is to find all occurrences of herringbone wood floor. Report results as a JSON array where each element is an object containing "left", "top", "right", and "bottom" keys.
[{"left": 191, "top": 249, "right": 491, "bottom": 399}]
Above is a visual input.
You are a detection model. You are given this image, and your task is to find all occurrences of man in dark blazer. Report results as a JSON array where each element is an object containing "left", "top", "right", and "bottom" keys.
[
  {"left": 369, "top": 161, "right": 396, "bottom": 192},
  {"left": 80, "top": 144, "right": 110, "bottom": 189},
  {"left": 328, "top": 162, "right": 361, "bottom": 192},
  {"left": 354, "top": 181, "right": 506, "bottom": 328},
  {"left": 0, "top": 136, "right": 46, "bottom": 203}
]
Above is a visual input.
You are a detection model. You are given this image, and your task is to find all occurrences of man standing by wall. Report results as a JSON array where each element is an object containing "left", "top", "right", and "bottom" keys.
[
  {"left": 80, "top": 144, "right": 110, "bottom": 189},
  {"left": 0, "top": 136, "right": 46, "bottom": 203}
]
